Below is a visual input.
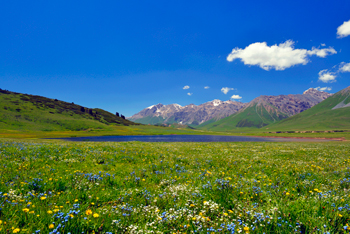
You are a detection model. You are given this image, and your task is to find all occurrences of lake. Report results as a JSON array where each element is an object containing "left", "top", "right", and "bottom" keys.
[{"left": 54, "top": 135, "right": 333, "bottom": 142}]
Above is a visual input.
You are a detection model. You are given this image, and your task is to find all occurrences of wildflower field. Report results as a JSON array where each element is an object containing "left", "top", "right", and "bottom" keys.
[{"left": 1, "top": 140, "right": 350, "bottom": 233}]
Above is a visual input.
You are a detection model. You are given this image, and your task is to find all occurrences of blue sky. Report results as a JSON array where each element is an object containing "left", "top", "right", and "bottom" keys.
[{"left": 1, "top": 1, "right": 349, "bottom": 117}]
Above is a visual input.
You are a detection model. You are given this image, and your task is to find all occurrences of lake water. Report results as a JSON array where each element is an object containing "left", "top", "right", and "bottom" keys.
[{"left": 55, "top": 135, "right": 332, "bottom": 142}]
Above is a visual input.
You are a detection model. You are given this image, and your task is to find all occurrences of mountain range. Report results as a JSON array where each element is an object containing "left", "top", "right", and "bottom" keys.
[{"left": 129, "top": 88, "right": 332, "bottom": 128}]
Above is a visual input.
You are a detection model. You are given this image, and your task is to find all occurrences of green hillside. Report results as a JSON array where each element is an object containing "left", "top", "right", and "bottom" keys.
[
  {"left": 198, "top": 100, "right": 288, "bottom": 131},
  {"left": 132, "top": 115, "right": 186, "bottom": 126},
  {"left": 131, "top": 116, "right": 166, "bottom": 125},
  {"left": 267, "top": 86, "right": 350, "bottom": 131},
  {"left": 0, "top": 89, "right": 138, "bottom": 131}
]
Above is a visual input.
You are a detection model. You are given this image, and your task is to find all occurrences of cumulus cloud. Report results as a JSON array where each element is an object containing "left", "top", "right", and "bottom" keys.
[
  {"left": 183, "top": 85, "right": 190, "bottom": 89},
  {"left": 221, "top": 87, "right": 235, "bottom": 94},
  {"left": 204, "top": 86, "right": 210, "bottom": 89},
  {"left": 318, "top": 70, "right": 337, "bottom": 83},
  {"left": 227, "top": 40, "right": 336, "bottom": 71},
  {"left": 230, "top": 95, "right": 242, "bottom": 100},
  {"left": 318, "top": 61, "right": 350, "bottom": 83},
  {"left": 337, "top": 20, "right": 350, "bottom": 38},
  {"left": 321, "top": 43, "right": 326, "bottom": 46},
  {"left": 339, "top": 62, "right": 350, "bottom": 72},
  {"left": 187, "top": 93, "right": 192, "bottom": 96},
  {"left": 314, "top": 86, "right": 332, "bottom": 91}
]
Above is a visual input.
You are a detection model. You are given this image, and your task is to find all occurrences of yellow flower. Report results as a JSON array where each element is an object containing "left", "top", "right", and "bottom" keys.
[
  {"left": 0, "top": 220, "right": 2, "bottom": 224},
  {"left": 190, "top": 204, "right": 195, "bottom": 207},
  {"left": 74, "top": 199, "right": 78, "bottom": 202},
  {"left": 286, "top": 192, "right": 290, "bottom": 196},
  {"left": 223, "top": 213, "right": 228, "bottom": 216},
  {"left": 85, "top": 209, "right": 93, "bottom": 215},
  {"left": 91, "top": 202, "right": 95, "bottom": 205},
  {"left": 49, "top": 224, "right": 54, "bottom": 229},
  {"left": 13, "top": 228, "right": 20, "bottom": 233},
  {"left": 243, "top": 226, "right": 250, "bottom": 232},
  {"left": 47, "top": 210, "right": 53, "bottom": 214},
  {"left": 30, "top": 211, "right": 35, "bottom": 214},
  {"left": 228, "top": 210, "right": 234, "bottom": 213},
  {"left": 22, "top": 208, "right": 30, "bottom": 212},
  {"left": 339, "top": 214, "right": 343, "bottom": 217},
  {"left": 54, "top": 209, "right": 59, "bottom": 212},
  {"left": 93, "top": 213, "right": 99, "bottom": 218},
  {"left": 40, "top": 197, "right": 46, "bottom": 200},
  {"left": 69, "top": 214, "right": 74, "bottom": 218}
]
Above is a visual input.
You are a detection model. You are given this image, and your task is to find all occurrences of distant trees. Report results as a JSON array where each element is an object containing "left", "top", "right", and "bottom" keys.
[
  {"left": 81, "top": 107, "right": 85, "bottom": 112},
  {"left": 116, "top": 112, "right": 125, "bottom": 119}
]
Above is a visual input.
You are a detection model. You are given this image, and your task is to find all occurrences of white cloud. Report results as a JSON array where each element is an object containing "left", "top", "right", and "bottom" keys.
[
  {"left": 318, "top": 70, "right": 337, "bottom": 83},
  {"left": 227, "top": 40, "right": 336, "bottom": 71},
  {"left": 187, "top": 93, "right": 192, "bottom": 96},
  {"left": 204, "top": 86, "right": 210, "bottom": 89},
  {"left": 230, "top": 95, "right": 242, "bottom": 100},
  {"left": 183, "top": 85, "right": 190, "bottom": 89},
  {"left": 339, "top": 62, "right": 350, "bottom": 72},
  {"left": 337, "top": 20, "right": 350, "bottom": 38},
  {"left": 221, "top": 87, "right": 235, "bottom": 94},
  {"left": 317, "top": 61, "right": 350, "bottom": 83},
  {"left": 314, "top": 86, "right": 332, "bottom": 91},
  {"left": 308, "top": 47, "right": 337, "bottom": 58},
  {"left": 321, "top": 43, "right": 326, "bottom": 46}
]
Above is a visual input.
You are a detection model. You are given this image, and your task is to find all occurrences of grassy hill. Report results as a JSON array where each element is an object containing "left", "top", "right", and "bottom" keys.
[
  {"left": 197, "top": 100, "right": 288, "bottom": 131},
  {"left": 266, "top": 86, "right": 350, "bottom": 131},
  {"left": 0, "top": 89, "right": 138, "bottom": 131}
]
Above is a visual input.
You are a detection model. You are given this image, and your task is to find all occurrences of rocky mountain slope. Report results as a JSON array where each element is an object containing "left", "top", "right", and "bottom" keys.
[
  {"left": 128, "top": 100, "right": 246, "bottom": 126},
  {"left": 266, "top": 86, "right": 350, "bottom": 131},
  {"left": 198, "top": 88, "right": 332, "bottom": 129}
]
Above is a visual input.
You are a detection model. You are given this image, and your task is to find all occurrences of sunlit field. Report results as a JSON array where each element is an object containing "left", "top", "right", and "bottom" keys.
[{"left": 1, "top": 140, "right": 350, "bottom": 233}]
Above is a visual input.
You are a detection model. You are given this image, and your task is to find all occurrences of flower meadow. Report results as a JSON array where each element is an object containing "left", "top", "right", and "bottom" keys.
[{"left": 1, "top": 140, "right": 350, "bottom": 233}]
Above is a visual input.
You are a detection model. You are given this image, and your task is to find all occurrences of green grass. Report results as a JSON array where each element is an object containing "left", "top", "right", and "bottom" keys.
[{"left": 1, "top": 139, "right": 350, "bottom": 233}]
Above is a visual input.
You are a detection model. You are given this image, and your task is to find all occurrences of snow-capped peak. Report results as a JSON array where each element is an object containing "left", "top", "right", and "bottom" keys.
[
  {"left": 147, "top": 105, "right": 155, "bottom": 109},
  {"left": 212, "top": 99, "right": 223, "bottom": 106},
  {"left": 303, "top": 88, "right": 317, "bottom": 95}
]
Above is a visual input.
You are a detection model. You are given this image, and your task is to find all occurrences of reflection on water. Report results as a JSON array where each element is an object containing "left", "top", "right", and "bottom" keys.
[{"left": 53, "top": 135, "right": 332, "bottom": 142}]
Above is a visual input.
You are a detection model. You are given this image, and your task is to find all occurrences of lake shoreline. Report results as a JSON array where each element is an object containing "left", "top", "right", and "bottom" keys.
[{"left": 253, "top": 135, "right": 347, "bottom": 141}]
